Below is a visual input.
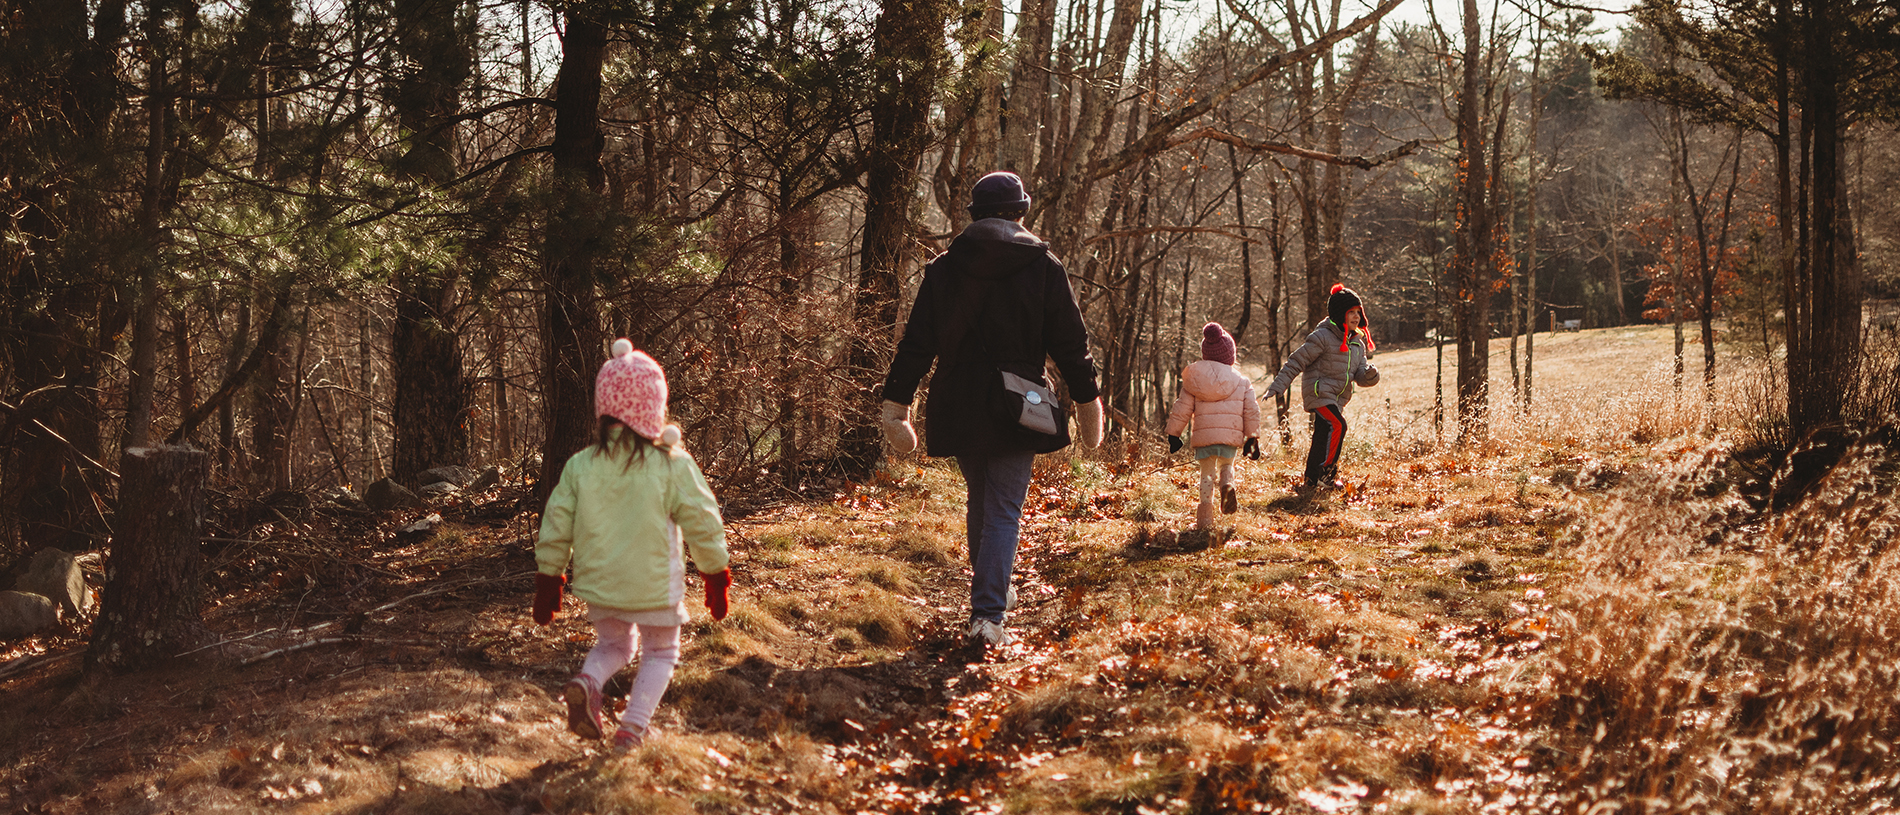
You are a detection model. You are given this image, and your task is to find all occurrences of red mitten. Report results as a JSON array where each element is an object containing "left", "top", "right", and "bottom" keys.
[
  {"left": 533, "top": 572, "right": 565, "bottom": 625},
  {"left": 701, "top": 569, "right": 731, "bottom": 621}
]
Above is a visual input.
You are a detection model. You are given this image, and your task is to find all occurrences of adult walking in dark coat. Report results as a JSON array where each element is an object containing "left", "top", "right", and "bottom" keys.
[{"left": 878, "top": 171, "right": 1103, "bottom": 648}]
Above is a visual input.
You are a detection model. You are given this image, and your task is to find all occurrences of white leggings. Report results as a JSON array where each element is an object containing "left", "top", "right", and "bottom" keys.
[
  {"left": 580, "top": 614, "right": 681, "bottom": 734},
  {"left": 1198, "top": 454, "right": 1235, "bottom": 506}
]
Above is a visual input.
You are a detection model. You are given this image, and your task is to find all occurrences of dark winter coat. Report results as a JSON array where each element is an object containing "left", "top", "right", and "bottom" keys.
[{"left": 881, "top": 219, "right": 1101, "bottom": 458}]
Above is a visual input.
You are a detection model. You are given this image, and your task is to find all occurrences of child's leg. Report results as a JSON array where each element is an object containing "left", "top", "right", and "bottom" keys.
[
  {"left": 1219, "top": 455, "right": 1238, "bottom": 513},
  {"left": 1195, "top": 455, "right": 1220, "bottom": 528},
  {"left": 1303, "top": 406, "right": 1347, "bottom": 486},
  {"left": 1197, "top": 456, "right": 1220, "bottom": 507},
  {"left": 565, "top": 611, "right": 636, "bottom": 740},
  {"left": 619, "top": 624, "right": 682, "bottom": 735},
  {"left": 580, "top": 615, "right": 637, "bottom": 689}
]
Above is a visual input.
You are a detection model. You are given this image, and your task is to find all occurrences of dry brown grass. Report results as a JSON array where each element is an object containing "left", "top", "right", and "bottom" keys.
[
  {"left": 6, "top": 324, "right": 1892, "bottom": 814},
  {"left": 1521, "top": 429, "right": 1900, "bottom": 812}
]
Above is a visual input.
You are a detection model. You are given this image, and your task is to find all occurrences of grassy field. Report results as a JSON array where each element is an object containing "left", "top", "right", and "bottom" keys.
[{"left": 3, "top": 324, "right": 1894, "bottom": 814}]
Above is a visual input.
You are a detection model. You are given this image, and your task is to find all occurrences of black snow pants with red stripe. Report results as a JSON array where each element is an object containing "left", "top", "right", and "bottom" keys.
[{"left": 1304, "top": 405, "right": 1346, "bottom": 488}]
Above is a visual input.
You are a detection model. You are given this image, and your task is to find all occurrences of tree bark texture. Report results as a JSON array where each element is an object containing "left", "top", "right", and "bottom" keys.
[
  {"left": 1787, "top": 0, "right": 1860, "bottom": 435},
  {"left": 393, "top": 273, "right": 469, "bottom": 480},
  {"left": 389, "top": 0, "right": 474, "bottom": 482},
  {"left": 1452, "top": 0, "right": 1492, "bottom": 445},
  {"left": 87, "top": 446, "right": 212, "bottom": 675},
  {"left": 999, "top": 0, "right": 1055, "bottom": 177},
  {"left": 2, "top": 0, "right": 125, "bottom": 552},
  {"left": 842, "top": 0, "right": 951, "bottom": 479},
  {"left": 536, "top": 13, "right": 608, "bottom": 502}
]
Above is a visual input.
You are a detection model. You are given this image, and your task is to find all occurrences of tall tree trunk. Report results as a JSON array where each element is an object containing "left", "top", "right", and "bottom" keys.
[
  {"left": 1226, "top": 139, "right": 1255, "bottom": 342},
  {"left": 1452, "top": 0, "right": 1492, "bottom": 445},
  {"left": 2, "top": 0, "right": 126, "bottom": 552},
  {"left": 1667, "top": 109, "right": 1687, "bottom": 394},
  {"left": 390, "top": 0, "right": 473, "bottom": 482},
  {"left": 536, "top": 13, "right": 608, "bottom": 502},
  {"left": 124, "top": 1, "right": 171, "bottom": 451},
  {"left": 392, "top": 273, "right": 468, "bottom": 479},
  {"left": 1788, "top": 0, "right": 1859, "bottom": 434},
  {"left": 1773, "top": 0, "right": 1799, "bottom": 436},
  {"left": 218, "top": 295, "right": 251, "bottom": 473},
  {"left": 1038, "top": 0, "right": 1142, "bottom": 260},
  {"left": 1705, "top": 136, "right": 1744, "bottom": 398},
  {"left": 1268, "top": 180, "right": 1293, "bottom": 447},
  {"left": 999, "top": 0, "right": 1055, "bottom": 177},
  {"left": 842, "top": 0, "right": 951, "bottom": 479},
  {"left": 947, "top": 0, "right": 1006, "bottom": 227},
  {"left": 249, "top": 294, "right": 298, "bottom": 492},
  {"left": 1521, "top": 27, "right": 1544, "bottom": 416}
]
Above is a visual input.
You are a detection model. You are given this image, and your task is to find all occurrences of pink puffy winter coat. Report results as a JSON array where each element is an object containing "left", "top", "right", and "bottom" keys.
[{"left": 1165, "top": 360, "right": 1261, "bottom": 449}]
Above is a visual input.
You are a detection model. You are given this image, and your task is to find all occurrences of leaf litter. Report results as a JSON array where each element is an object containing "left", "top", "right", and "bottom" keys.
[{"left": 4, "top": 417, "right": 1889, "bottom": 812}]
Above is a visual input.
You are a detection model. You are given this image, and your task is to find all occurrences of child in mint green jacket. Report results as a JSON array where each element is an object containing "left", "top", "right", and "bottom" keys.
[{"left": 533, "top": 339, "right": 730, "bottom": 752}]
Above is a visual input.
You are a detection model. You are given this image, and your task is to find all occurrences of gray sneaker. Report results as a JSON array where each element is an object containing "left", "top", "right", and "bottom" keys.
[
  {"left": 968, "top": 618, "right": 1016, "bottom": 647},
  {"left": 1005, "top": 584, "right": 1019, "bottom": 611}
]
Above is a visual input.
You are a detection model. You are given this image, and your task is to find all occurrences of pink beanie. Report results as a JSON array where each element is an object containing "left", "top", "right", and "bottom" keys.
[
  {"left": 1201, "top": 322, "right": 1236, "bottom": 365},
  {"left": 595, "top": 338, "right": 679, "bottom": 446}
]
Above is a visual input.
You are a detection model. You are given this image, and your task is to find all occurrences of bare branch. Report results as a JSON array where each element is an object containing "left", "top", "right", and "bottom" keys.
[
  {"left": 1084, "top": 225, "right": 1262, "bottom": 245},
  {"left": 1085, "top": 0, "right": 1407, "bottom": 182},
  {"left": 1164, "top": 127, "right": 1424, "bottom": 169}
]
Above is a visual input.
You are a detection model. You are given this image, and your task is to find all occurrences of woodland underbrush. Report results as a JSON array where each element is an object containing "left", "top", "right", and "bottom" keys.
[
  {"left": 1522, "top": 425, "right": 1900, "bottom": 814},
  {"left": 5, "top": 338, "right": 1895, "bottom": 814}
]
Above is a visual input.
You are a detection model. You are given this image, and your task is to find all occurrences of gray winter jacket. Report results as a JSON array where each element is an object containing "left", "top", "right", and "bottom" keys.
[{"left": 1264, "top": 319, "right": 1380, "bottom": 411}]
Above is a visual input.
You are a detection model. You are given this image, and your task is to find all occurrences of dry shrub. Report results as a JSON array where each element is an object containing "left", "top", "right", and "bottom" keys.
[
  {"left": 887, "top": 527, "right": 956, "bottom": 567},
  {"left": 1852, "top": 327, "right": 1900, "bottom": 424},
  {"left": 1529, "top": 433, "right": 1900, "bottom": 812},
  {"left": 815, "top": 585, "right": 921, "bottom": 649},
  {"left": 688, "top": 620, "right": 775, "bottom": 662},
  {"left": 549, "top": 733, "right": 763, "bottom": 814}
]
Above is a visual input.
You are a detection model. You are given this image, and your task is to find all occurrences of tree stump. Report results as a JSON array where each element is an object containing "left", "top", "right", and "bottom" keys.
[{"left": 87, "top": 445, "right": 212, "bottom": 675}]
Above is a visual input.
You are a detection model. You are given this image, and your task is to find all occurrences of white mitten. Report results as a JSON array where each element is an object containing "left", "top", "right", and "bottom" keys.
[
  {"left": 879, "top": 400, "right": 917, "bottom": 453},
  {"left": 1075, "top": 398, "right": 1104, "bottom": 449}
]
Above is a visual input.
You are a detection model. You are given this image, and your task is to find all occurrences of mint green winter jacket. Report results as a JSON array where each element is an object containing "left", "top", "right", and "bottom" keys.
[{"left": 536, "top": 431, "right": 728, "bottom": 613}]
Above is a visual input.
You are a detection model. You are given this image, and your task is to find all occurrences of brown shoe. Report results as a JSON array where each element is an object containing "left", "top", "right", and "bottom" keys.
[
  {"left": 564, "top": 677, "right": 603, "bottom": 740},
  {"left": 1221, "top": 485, "right": 1238, "bottom": 514}
]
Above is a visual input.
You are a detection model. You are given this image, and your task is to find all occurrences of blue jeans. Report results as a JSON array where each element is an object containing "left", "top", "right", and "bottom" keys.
[{"left": 957, "top": 450, "right": 1036, "bottom": 623}]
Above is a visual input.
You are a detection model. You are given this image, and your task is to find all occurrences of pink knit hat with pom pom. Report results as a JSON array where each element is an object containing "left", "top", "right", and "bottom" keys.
[{"left": 596, "top": 338, "right": 679, "bottom": 446}]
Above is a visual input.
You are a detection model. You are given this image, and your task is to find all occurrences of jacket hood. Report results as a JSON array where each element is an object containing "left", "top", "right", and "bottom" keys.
[
  {"left": 947, "top": 220, "right": 1052, "bottom": 281},
  {"left": 1181, "top": 359, "right": 1249, "bottom": 401}
]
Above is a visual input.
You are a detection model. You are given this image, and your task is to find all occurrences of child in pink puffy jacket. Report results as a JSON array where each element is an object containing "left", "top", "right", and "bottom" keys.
[{"left": 1165, "top": 323, "right": 1262, "bottom": 529}]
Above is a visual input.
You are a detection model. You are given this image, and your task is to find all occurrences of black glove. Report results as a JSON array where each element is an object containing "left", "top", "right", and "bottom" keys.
[
  {"left": 1167, "top": 435, "right": 1183, "bottom": 454},
  {"left": 1243, "top": 438, "right": 1260, "bottom": 460}
]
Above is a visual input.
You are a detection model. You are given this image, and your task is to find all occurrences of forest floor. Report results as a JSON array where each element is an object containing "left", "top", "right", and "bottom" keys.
[{"left": 0, "top": 326, "right": 1775, "bottom": 814}]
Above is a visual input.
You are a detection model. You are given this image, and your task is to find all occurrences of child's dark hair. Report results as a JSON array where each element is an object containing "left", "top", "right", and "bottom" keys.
[{"left": 597, "top": 415, "right": 657, "bottom": 465}]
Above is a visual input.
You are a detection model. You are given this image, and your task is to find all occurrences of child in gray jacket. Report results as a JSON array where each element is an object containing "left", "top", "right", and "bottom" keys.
[{"left": 1264, "top": 284, "right": 1380, "bottom": 492}]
